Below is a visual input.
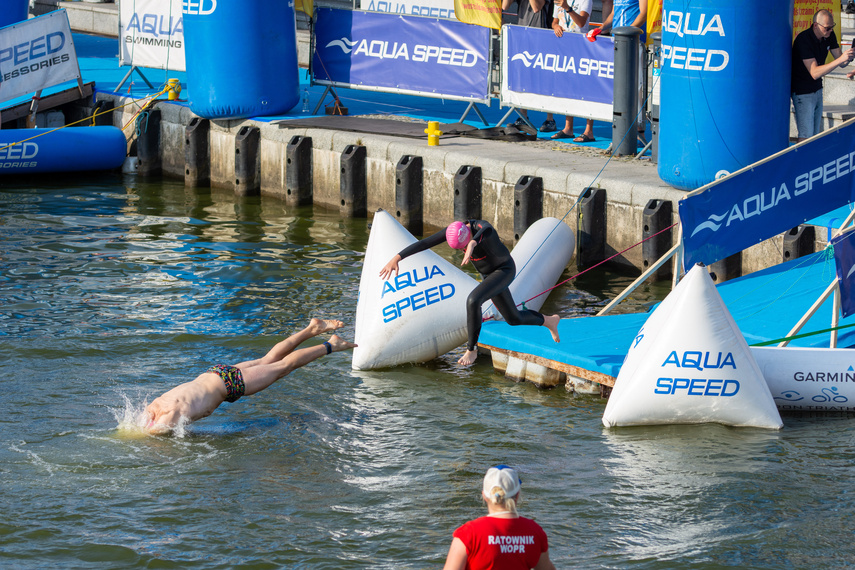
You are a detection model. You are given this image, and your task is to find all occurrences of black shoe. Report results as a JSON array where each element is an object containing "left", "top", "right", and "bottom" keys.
[{"left": 540, "top": 119, "right": 557, "bottom": 133}]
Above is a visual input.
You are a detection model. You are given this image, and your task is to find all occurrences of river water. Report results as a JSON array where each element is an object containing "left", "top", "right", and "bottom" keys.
[{"left": 2, "top": 175, "right": 854, "bottom": 569}]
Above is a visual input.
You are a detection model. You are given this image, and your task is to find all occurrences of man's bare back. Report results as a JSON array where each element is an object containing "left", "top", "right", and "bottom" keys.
[
  {"left": 145, "top": 373, "right": 226, "bottom": 434},
  {"left": 144, "top": 319, "right": 356, "bottom": 434}
]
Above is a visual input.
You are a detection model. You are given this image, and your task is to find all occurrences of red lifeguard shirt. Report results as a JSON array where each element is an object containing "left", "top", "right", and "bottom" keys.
[{"left": 452, "top": 515, "right": 549, "bottom": 570}]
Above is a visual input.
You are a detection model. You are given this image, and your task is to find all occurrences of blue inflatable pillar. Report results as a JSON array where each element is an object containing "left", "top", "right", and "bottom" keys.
[
  {"left": 0, "top": 127, "right": 127, "bottom": 175},
  {"left": 658, "top": 0, "right": 794, "bottom": 191},
  {"left": 0, "top": 0, "right": 29, "bottom": 28},
  {"left": 182, "top": 0, "right": 300, "bottom": 119}
]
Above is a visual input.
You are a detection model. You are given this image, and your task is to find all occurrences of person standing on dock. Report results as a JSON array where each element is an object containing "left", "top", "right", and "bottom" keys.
[
  {"left": 791, "top": 9, "right": 855, "bottom": 141},
  {"left": 379, "top": 220, "right": 561, "bottom": 366},
  {"left": 502, "top": 0, "right": 556, "bottom": 134},
  {"left": 143, "top": 318, "right": 356, "bottom": 434},
  {"left": 548, "top": 0, "right": 597, "bottom": 142},
  {"left": 442, "top": 465, "right": 557, "bottom": 570},
  {"left": 589, "top": 0, "right": 648, "bottom": 141}
]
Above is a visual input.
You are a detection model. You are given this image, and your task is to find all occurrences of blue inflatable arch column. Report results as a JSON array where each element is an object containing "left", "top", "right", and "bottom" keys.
[
  {"left": 182, "top": 0, "right": 300, "bottom": 119},
  {"left": 658, "top": 0, "right": 794, "bottom": 191},
  {"left": 0, "top": 0, "right": 29, "bottom": 28}
]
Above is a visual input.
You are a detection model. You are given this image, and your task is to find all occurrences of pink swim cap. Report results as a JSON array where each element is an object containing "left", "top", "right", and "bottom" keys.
[{"left": 446, "top": 221, "right": 471, "bottom": 250}]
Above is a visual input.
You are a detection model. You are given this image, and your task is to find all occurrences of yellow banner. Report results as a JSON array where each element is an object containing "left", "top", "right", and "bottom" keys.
[
  {"left": 454, "top": 0, "right": 502, "bottom": 30},
  {"left": 296, "top": 0, "right": 314, "bottom": 18},
  {"left": 793, "top": 0, "right": 839, "bottom": 41},
  {"left": 793, "top": 0, "right": 841, "bottom": 63},
  {"left": 646, "top": 0, "right": 662, "bottom": 45}
]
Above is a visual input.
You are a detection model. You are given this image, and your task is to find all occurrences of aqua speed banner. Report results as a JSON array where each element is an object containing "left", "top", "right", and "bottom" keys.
[
  {"left": 0, "top": 10, "right": 81, "bottom": 104},
  {"left": 679, "top": 119, "right": 855, "bottom": 269},
  {"left": 313, "top": 8, "right": 491, "bottom": 101}
]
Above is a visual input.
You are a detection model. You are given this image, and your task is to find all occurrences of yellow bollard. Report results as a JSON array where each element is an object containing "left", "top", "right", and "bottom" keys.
[
  {"left": 167, "top": 78, "right": 182, "bottom": 101},
  {"left": 424, "top": 121, "right": 442, "bottom": 146}
]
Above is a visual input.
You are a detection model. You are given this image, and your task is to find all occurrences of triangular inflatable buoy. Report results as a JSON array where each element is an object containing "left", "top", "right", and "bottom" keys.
[
  {"left": 352, "top": 210, "right": 479, "bottom": 370},
  {"left": 602, "top": 264, "right": 782, "bottom": 429}
]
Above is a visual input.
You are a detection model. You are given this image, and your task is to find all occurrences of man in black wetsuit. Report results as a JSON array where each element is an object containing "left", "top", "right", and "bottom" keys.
[{"left": 380, "top": 220, "right": 561, "bottom": 366}]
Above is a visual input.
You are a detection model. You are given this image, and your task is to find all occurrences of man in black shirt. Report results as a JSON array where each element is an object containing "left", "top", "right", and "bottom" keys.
[{"left": 791, "top": 9, "right": 854, "bottom": 141}]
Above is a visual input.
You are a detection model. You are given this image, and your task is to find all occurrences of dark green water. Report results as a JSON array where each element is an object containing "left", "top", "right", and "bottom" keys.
[{"left": 2, "top": 176, "right": 854, "bottom": 569}]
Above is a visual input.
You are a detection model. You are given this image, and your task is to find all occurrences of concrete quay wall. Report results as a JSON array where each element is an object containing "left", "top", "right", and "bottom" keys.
[{"left": 104, "top": 91, "right": 804, "bottom": 276}]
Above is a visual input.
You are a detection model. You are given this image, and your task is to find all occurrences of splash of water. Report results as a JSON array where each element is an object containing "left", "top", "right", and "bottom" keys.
[{"left": 112, "top": 393, "right": 190, "bottom": 438}]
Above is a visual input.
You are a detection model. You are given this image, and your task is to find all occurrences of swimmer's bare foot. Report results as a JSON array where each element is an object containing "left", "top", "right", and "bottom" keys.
[
  {"left": 458, "top": 348, "right": 478, "bottom": 366},
  {"left": 327, "top": 334, "right": 357, "bottom": 352},
  {"left": 309, "top": 318, "right": 344, "bottom": 335},
  {"left": 543, "top": 314, "right": 561, "bottom": 343}
]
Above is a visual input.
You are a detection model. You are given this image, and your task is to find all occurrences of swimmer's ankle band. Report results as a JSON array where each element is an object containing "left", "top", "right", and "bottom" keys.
[{"left": 323, "top": 341, "right": 332, "bottom": 354}]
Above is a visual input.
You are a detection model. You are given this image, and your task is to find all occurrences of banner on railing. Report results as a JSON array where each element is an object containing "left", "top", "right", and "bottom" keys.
[
  {"left": 119, "top": 0, "right": 185, "bottom": 72},
  {"left": 679, "top": 120, "right": 855, "bottom": 269},
  {"left": 313, "top": 7, "right": 491, "bottom": 102},
  {"left": 0, "top": 10, "right": 81, "bottom": 104},
  {"left": 500, "top": 24, "right": 614, "bottom": 121},
  {"left": 359, "top": 0, "right": 456, "bottom": 19}
]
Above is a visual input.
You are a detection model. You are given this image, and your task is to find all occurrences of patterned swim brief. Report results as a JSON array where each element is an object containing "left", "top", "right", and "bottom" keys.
[{"left": 207, "top": 364, "right": 246, "bottom": 403}]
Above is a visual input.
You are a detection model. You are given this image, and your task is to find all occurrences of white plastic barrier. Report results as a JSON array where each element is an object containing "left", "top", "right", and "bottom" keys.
[
  {"left": 752, "top": 347, "right": 855, "bottom": 412},
  {"left": 353, "top": 212, "right": 575, "bottom": 370},
  {"left": 602, "top": 264, "right": 782, "bottom": 429}
]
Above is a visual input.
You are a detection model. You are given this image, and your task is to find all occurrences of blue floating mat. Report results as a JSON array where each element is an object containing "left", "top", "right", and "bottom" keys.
[{"left": 480, "top": 250, "right": 855, "bottom": 380}]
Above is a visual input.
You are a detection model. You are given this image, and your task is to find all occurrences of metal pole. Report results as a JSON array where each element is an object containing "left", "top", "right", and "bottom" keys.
[
  {"left": 649, "top": 31, "right": 661, "bottom": 164},
  {"left": 778, "top": 280, "right": 838, "bottom": 347},
  {"left": 639, "top": 35, "right": 648, "bottom": 143},
  {"left": 611, "top": 26, "right": 643, "bottom": 157},
  {"left": 598, "top": 242, "right": 680, "bottom": 316},
  {"left": 832, "top": 285, "right": 841, "bottom": 348}
]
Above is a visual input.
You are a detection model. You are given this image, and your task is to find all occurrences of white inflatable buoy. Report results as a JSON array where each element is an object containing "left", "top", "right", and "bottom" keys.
[
  {"left": 352, "top": 210, "right": 478, "bottom": 370},
  {"left": 483, "top": 217, "right": 574, "bottom": 319},
  {"left": 602, "top": 264, "right": 783, "bottom": 429},
  {"left": 352, "top": 212, "right": 575, "bottom": 370}
]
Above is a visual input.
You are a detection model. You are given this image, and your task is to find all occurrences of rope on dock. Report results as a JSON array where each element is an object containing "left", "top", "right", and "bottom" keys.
[{"left": 0, "top": 83, "right": 172, "bottom": 155}]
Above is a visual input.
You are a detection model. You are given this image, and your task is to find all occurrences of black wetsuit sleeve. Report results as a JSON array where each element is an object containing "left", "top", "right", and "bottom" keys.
[{"left": 397, "top": 229, "right": 448, "bottom": 260}]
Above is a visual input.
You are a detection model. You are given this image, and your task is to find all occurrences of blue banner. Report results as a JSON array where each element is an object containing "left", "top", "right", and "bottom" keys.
[
  {"left": 504, "top": 24, "right": 613, "bottom": 104},
  {"left": 833, "top": 229, "right": 855, "bottom": 318},
  {"left": 312, "top": 8, "right": 490, "bottom": 101},
  {"left": 679, "top": 120, "right": 855, "bottom": 269}
]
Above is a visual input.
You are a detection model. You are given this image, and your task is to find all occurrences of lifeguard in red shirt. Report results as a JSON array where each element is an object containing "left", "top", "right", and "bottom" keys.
[{"left": 443, "top": 465, "right": 557, "bottom": 570}]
